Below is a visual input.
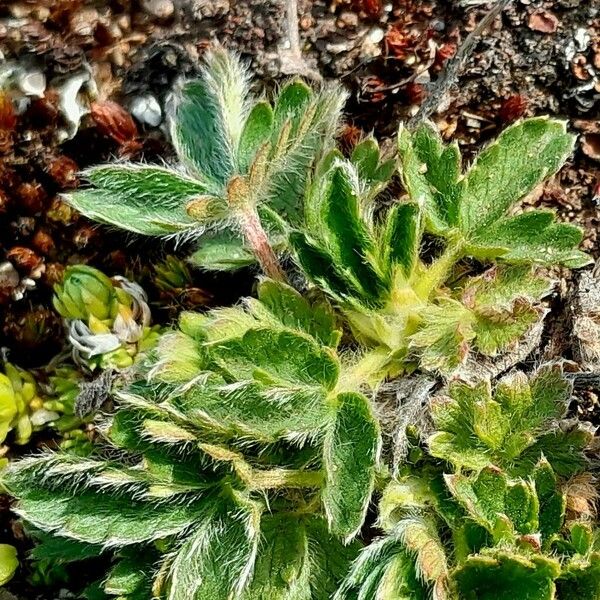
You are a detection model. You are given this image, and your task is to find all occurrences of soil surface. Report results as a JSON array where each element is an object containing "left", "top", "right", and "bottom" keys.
[{"left": 0, "top": 0, "right": 599, "bottom": 597}]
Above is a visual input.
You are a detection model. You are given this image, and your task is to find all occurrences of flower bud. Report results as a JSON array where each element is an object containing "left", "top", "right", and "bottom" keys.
[{"left": 53, "top": 265, "right": 118, "bottom": 322}]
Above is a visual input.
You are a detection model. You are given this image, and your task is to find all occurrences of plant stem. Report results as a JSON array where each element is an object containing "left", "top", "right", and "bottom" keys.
[
  {"left": 413, "top": 242, "right": 464, "bottom": 300},
  {"left": 239, "top": 208, "right": 287, "bottom": 283},
  {"left": 247, "top": 467, "right": 323, "bottom": 491}
]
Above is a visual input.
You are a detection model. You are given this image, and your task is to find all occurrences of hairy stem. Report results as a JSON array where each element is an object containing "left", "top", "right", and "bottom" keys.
[
  {"left": 249, "top": 468, "right": 323, "bottom": 491},
  {"left": 239, "top": 208, "right": 287, "bottom": 283},
  {"left": 413, "top": 242, "right": 464, "bottom": 300}
]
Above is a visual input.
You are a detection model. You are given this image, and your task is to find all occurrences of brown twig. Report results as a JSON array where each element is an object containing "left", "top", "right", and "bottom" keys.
[
  {"left": 279, "top": 0, "right": 322, "bottom": 81},
  {"left": 408, "top": 0, "right": 514, "bottom": 128}
]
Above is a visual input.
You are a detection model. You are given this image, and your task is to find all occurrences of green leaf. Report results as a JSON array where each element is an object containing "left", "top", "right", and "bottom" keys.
[
  {"left": 170, "top": 49, "right": 251, "bottom": 187},
  {"left": 397, "top": 124, "right": 448, "bottom": 235},
  {"left": 273, "top": 81, "right": 312, "bottom": 130},
  {"left": 381, "top": 203, "right": 420, "bottom": 279},
  {"left": 467, "top": 211, "right": 591, "bottom": 268},
  {"left": 334, "top": 519, "right": 437, "bottom": 600},
  {"left": 189, "top": 231, "right": 256, "bottom": 271},
  {"left": 290, "top": 232, "right": 360, "bottom": 302},
  {"left": 472, "top": 300, "right": 541, "bottom": 356},
  {"left": 320, "top": 163, "right": 388, "bottom": 305},
  {"left": 255, "top": 279, "right": 341, "bottom": 348},
  {"left": 453, "top": 550, "right": 560, "bottom": 600},
  {"left": 504, "top": 480, "right": 539, "bottom": 535},
  {"left": 0, "top": 544, "right": 18, "bottom": 587},
  {"left": 412, "top": 121, "right": 462, "bottom": 228},
  {"left": 29, "top": 532, "right": 103, "bottom": 563},
  {"left": 241, "top": 514, "right": 311, "bottom": 600},
  {"left": 410, "top": 299, "right": 475, "bottom": 374},
  {"left": 210, "top": 328, "right": 339, "bottom": 391},
  {"left": 104, "top": 550, "right": 156, "bottom": 597},
  {"left": 267, "top": 85, "right": 346, "bottom": 225},
  {"left": 351, "top": 138, "right": 380, "bottom": 181},
  {"left": 533, "top": 458, "right": 565, "bottom": 542},
  {"left": 557, "top": 555, "right": 600, "bottom": 600},
  {"left": 323, "top": 392, "right": 381, "bottom": 541},
  {"left": 67, "top": 166, "right": 210, "bottom": 236},
  {"left": 569, "top": 523, "right": 593, "bottom": 556},
  {"left": 238, "top": 102, "right": 274, "bottom": 174},
  {"left": 168, "top": 501, "right": 261, "bottom": 600},
  {"left": 306, "top": 518, "right": 361, "bottom": 599},
  {"left": 458, "top": 118, "right": 575, "bottom": 234},
  {"left": 428, "top": 368, "right": 580, "bottom": 476},
  {"left": 446, "top": 469, "right": 509, "bottom": 536}
]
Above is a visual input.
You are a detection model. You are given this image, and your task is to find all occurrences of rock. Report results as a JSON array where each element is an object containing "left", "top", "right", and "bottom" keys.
[
  {"left": 130, "top": 94, "right": 162, "bottom": 127},
  {"left": 141, "top": 0, "right": 175, "bottom": 19},
  {"left": 528, "top": 9, "right": 559, "bottom": 34}
]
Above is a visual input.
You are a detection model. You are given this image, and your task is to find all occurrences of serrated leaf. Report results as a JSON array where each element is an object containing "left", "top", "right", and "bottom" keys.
[
  {"left": 453, "top": 551, "right": 560, "bottom": 600},
  {"left": 533, "top": 458, "right": 565, "bottom": 542},
  {"left": 322, "top": 392, "right": 381, "bottom": 541},
  {"left": 381, "top": 203, "right": 420, "bottom": 279},
  {"left": 410, "top": 299, "right": 475, "bottom": 374},
  {"left": 428, "top": 368, "right": 580, "bottom": 476},
  {"left": 446, "top": 469, "right": 508, "bottom": 535},
  {"left": 467, "top": 211, "right": 591, "bottom": 268},
  {"left": 459, "top": 118, "right": 575, "bottom": 234},
  {"left": 473, "top": 300, "right": 541, "bottom": 356},
  {"left": 255, "top": 279, "right": 341, "bottom": 348},
  {"left": 412, "top": 121, "right": 462, "bottom": 228},
  {"left": 210, "top": 328, "right": 339, "bottom": 391}
]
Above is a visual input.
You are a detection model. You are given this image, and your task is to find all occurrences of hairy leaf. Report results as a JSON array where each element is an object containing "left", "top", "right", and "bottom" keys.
[
  {"left": 323, "top": 392, "right": 381, "bottom": 541},
  {"left": 459, "top": 118, "right": 575, "bottom": 234}
]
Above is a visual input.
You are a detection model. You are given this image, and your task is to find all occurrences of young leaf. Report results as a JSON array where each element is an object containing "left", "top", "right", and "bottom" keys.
[
  {"left": 254, "top": 278, "right": 341, "bottom": 348},
  {"left": 428, "top": 367, "right": 582, "bottom": 476},
  {"left": 533, "top": 458, "right": 566, "bottom": 542},
  {"left": 322, "top": 392, "right": 381, "bottom": 541},
  {"left": 397, "top": 125, "right": 447, "bottom": 235},
  {"left": 380, "top": 203, "right": 420, "bottom": 279},
  {"left": 170, "top": 48, "right": 251, "bottom": 187},
  {"left": 238, "top": 102, "right": 274, "bottom": 174},
  {"left": 189, "top": 231, "right": 256, "bottom": 271},
  {"left": 319, "top": 163, "right": 388, "bottom": 305}
]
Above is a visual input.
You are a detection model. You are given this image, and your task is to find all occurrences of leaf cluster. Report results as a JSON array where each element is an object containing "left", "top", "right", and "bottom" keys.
[
  {"left": 4, "top": 280, "right": 382, "bottom": 599},
  {"left": 339, "top": 368, "right": 599, "bottom": 599}
]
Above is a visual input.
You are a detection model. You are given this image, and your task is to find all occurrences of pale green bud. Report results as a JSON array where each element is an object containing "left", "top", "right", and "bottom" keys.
[{"left": 53, "top": 265, "right": 118, "bottom": 322}]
